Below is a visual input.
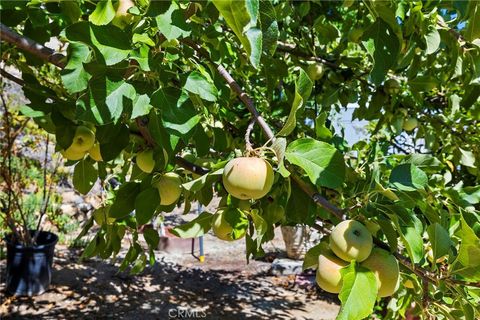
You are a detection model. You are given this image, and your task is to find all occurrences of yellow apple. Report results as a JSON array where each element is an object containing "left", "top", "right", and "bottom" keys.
[
  {"left": 137, "top": 149, "right": 155, "bottom": 173},
  {"left": 61, "top": 147, "right": 86, "bottom": 160},
  {"left": 111, "top": 0, "right": 136, "bottom": 29},
  {"left": 88, "top": 142, "right": 102, "bottom": 162},
  {"left": 316, "top": 248, "right": 349, "bottom": 293},
  {"left": 402, "top": 117, "right": 418, "bottom": 131},
  {"left": 361, "top": 247, "right": 400, "bottom": 297},
  {"left": 153, "top": 172, "right": 182, "bottom": 206},
  {"left": 211, "top": 208, "right": 247, "bottom": 241},
  {"left": 222, "top": 157, "right": 274, "bottom": 200},
  {"left": 69, "top": 126, "right": 96, "bottom": 153},
  {"left": 329, "top": 220, "right": 373, "bottom": 262}
]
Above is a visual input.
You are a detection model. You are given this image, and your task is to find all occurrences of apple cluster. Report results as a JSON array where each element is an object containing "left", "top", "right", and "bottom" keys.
[
  {"left": 60, "top": 125, "right": 102, "bottom": 162},
  {"left": 316, "top": 220, "right": 400, "bottom": 298},
  {"left": 136, "top": 149, "right": 183, "bottom": 206}
]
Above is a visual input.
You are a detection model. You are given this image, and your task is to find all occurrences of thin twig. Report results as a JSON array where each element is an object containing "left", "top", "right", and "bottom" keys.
[
  {"left": 245, "top": 117, "right": 256, "bottom": 153},
  {"left": 276, "top": 41, "right": 339, "bottom": 69}
]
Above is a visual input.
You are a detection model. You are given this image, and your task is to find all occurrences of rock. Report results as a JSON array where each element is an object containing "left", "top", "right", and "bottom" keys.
[
  {"left": 60, "top": 204, "right": 76, "bottom": 216},
  {"left": 62, "top": 191, "right": 84, "bottom": 205},
  {"left": 270, "top": 258, "right": 304, "bottom": 276}
]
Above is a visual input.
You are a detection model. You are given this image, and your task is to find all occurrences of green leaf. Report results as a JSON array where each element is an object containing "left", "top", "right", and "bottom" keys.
[
  {"left": 271, "top": 137, "right": 289, "bottom": 177},
  {"left": 171, "top": 212, "right": 214, "bottom": 238},
  {"left": 135, "top": 188, "right": 160, "bottom": 225},
  {"left": 401, "top": 154, "right": 442, "bottom": 169},
  {"left": 65, "top": 21, "right": 131, "bottom": 66},
  {"left": 362, "top": 18, "right": 400, "bottom": 85},
  {"left": 61, "top": 42, "right": 92, "bottom": 94},
  {"left": 277, "top": 69, "right": 313, "bottom": 136},
  {"left": 143, "top": 228, "right": 160, "bottom": 250},
  {"left": 427, "top": 223, "right": 452, "bottom": 261},
  {"left": 303, "top": 242, "right": 328, "bottom": 271},
  {"left": 184, "top": 71, "right": 218, "bottom": 102},
  {"left": 151, "top": 88, "right": 201, "bottom": 136},
  {"left": 315, "top": 112, "right": 333, "bottom": 141},
  {"left": 408, "top": 76, "right": 439, "bottom": 92},
  {"left": 389, "top": 164, "right": 428, "bottom": 191},
  {"left": 465, "top": 2, "right": 480, "bottom": 42},
  {"left": 249, "top": 209, "right": 268, "bottom": 247},
  {"left": 223, "top": 207, "right": 249, "bottom": 239},
  {"left": 110, "top": 182, "right": 141, "bottom": 218},
  {"left": 258, "top": 0, "right": 278, "bottom": 55},
  {"left": 132, "top": 94, "right": 153, "bottom": 119},
  {"left": 425, "top": 27, "right": 441, "bottom": 55},
  {"left": 181, "top": 169, "right": 223, "bottom": 192},
  {"left": 155, "top": 1, "right": 191, "bottom": 40},
  {"left": 212, "top": 0, "right": 267, "bottom": 68},
  {"left": 105, "top": 81, "right": 136, "bottom": 122},
  {"left": 389, "top": 213, "right": 424, "bottom": 264},
  {"left": 337, "top": 263, "right": 377, "bottom": 320},
  {"left": 285, "top": 138, "right": 345, "bottom": 189},
  {"left": 89, "top": 0, "right": 115, "bottom": 26},
  {"left": 73, "top": 159, "right": 98, "bottom": 195},
  {"left": 451, "top": 216, "right": 480, "bottom": 281},
  {"left": 455, "top": 148, "right": 476, "bottom": 168}
]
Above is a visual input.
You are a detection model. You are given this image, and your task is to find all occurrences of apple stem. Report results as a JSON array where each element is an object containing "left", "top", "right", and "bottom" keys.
[{"left": 245, "top": 117, "right": 256, "bottom": 155}]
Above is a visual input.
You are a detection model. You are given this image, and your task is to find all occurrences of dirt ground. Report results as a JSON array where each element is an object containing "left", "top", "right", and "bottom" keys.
[{"left": 1, "top": 229, "right": 339, "bottom": 320}]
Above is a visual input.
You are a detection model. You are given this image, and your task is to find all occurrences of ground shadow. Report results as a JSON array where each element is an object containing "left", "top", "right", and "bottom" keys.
[{"left": 1, "top": 248, "right": 338, "bottom": 320}]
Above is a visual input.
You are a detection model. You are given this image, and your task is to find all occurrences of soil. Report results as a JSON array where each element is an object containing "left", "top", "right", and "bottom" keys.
[{"left": 1, "top": 230, "right": 340, "bottom": 320}]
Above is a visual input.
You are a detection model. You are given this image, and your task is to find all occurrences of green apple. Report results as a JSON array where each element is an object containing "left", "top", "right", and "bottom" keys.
[
  {"left": 329, "top": 220, "right": 373, "bottom": 262},
  {"left": 61, "top": 147, "right": 86, "bottom": 161},
  {"left": 88, "top": 142, "right": 102, "bottom": 162},
  {"left": 222, "top": 157, "right": 274, "bottom": 200},
  {"left": 153, "top": 172, "right": 182, "bottom": 206},
  {"left": 68, "top": 126, "right": 96, "bottom": 153},
  {"left": 383, "top": 79, "right": 401, "bottom": 95},
  {"left": 137, "top": 149, "right": 155, "bottom": 173},
  {"left": 211, "top": 208, "right": 247, "bottom": 241},
  {"left": 307, "top": 63, "right": 324, "bottom": 81},
  {"left": 403, "top": 117, "right": 418, "bottom": 131},
  {"left": 316, "top": 247, "right": 349, "bottom": 293},
  {"left": 361, "top": 247, "right": 400, "bottom": 297}
]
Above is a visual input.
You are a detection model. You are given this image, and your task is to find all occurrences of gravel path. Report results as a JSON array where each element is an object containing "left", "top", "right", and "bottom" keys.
[{"left": 1, "top": 230, "right": 339, "bottom": 320}]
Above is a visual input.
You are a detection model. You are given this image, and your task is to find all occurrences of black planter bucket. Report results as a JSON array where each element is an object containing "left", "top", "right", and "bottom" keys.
[{"left": 4, "top": 231, "right": 58, "bottom": 296}]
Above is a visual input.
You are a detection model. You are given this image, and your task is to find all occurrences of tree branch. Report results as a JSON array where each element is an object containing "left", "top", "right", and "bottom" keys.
[{"left": 0, "top": 23, "right": 66, "bottom": 69}]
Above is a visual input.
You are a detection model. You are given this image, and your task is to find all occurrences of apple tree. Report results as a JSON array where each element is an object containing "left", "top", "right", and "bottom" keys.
[{"left": 1, "top": 0, "right": 479, "bottom": 319}]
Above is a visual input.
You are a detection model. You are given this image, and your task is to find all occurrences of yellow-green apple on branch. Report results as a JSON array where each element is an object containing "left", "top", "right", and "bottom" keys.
[
  {"left": 153, "top": 172, "right": 182, "bottom": 206},
  {"left": 361, "top": 247, "right": 400, "bottom": 297},
  {"left": 211, "top": 208, "right": 247, "bottom": 241},
  {"left": 222, "top": 157, "right": 274, "bottom": 200},
  {"left": 315, "top": 247, "right": 349, "bottom": 293},
  {"left": 136, "top": 149, "right": 155, "bottom": 173},
  {"left": 329, "top": 220, "right": 373, "bottom": 262}
]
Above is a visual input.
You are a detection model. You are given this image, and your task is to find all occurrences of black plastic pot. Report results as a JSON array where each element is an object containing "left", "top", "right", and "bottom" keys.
[{"left": 4, "top": 231, "right": 58, "bottom": 296}]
